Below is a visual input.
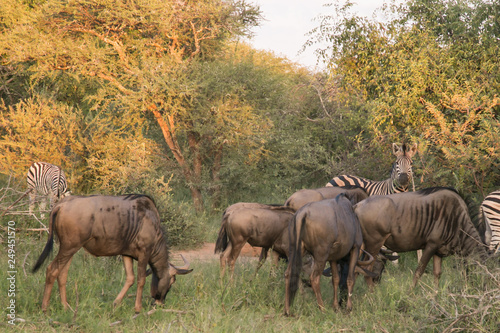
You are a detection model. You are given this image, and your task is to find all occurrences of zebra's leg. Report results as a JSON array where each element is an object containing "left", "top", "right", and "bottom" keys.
[
  {"left": 39, "top": 196, "right": 48, "bottom": 219},
  {"left": 28, "top": 192, "right": 35, "bottom": 215}
]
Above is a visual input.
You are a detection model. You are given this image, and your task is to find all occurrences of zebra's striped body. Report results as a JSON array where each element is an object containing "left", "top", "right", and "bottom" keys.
[
  {"left": 479, "top": 190, "right": 500, "bottom": 253},
  {"left": 326, "top": 143, "right": 417, "bottom": 195},
  {"left": 27, "top": 162, "right": 69, "bottom": 216}
]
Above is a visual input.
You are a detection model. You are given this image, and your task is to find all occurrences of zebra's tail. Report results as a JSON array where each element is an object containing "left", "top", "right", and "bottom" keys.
[{"left": 32, "top": 205, "right": 59, "bottom": 272}]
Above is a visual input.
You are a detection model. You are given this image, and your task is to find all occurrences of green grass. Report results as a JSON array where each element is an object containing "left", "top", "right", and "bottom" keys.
[{"left": 1, "top": 228, "right": 499, "bottom": 332}]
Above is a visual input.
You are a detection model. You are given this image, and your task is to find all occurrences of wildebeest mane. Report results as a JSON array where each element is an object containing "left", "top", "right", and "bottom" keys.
[
  {"left": 123, "top": 193, "right": 155, "bottom": 203},
  {"left": 416, "top": 187, "right": 458, "bottom": 196},
  {"left": 334, "top": 192, "right": 347, "bottom": 202}
]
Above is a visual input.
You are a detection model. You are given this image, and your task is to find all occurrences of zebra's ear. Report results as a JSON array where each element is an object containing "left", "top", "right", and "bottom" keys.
[
  {"left": 392, "top": 143, "right": 403, "bottom": 156},
  {"left": 407, "top": 143, "right": 418, "bottom": 158}
]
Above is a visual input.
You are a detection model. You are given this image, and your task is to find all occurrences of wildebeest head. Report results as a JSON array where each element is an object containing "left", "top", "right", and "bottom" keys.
[
  {"left": 391, "top": 143, "right": 417, "bottom": 189},
  {"left": 150, "top": 254, "right": 192, "bottom": 304}
]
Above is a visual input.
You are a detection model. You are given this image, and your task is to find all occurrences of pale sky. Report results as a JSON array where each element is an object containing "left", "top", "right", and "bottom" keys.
[{"left": 247, "top": 0, "right": 397, "bottom": 70}]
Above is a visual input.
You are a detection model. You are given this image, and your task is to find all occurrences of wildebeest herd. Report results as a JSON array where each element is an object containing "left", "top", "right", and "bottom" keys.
[{"left": 29, "top": 142, "right": 499, "bottom": 316}]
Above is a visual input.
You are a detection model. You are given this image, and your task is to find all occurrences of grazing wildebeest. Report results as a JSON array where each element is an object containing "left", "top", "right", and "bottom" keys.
[
  {"left": 32, "top": 194, "right": 193, "bottom": 313},
  {"left": 284, "top": 194, "right": 374, "bottom": 315},
  {"left": 215, "top": 203, "right": 295, "bottom": 279},
  {"left": 354, "top": 187, "right": 491, "bottom": 289},
  {"left": 286, "top": 187, "right": 370, "bottom": 280},
  {"left": 284, "top": 186, "right": 368, "bottom": 211}
]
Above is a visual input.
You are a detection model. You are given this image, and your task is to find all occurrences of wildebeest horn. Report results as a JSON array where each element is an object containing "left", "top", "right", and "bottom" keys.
[
  {"left": 379, "top": 248, "right": 395, "bottom": 255},
  {"left": 357, "top": 249, "right": 374, "bottom": 266},
  {"left": 354, "top": 266, "right": 378, "bottom": 278},
  {"left": 170, "top": 254, "right": 191, "bottom": 271},
  {"left": 379, "top": 253, "right": 400, "bottom": 262}
]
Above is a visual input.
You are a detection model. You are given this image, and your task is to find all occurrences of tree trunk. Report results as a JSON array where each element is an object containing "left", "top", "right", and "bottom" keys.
[
  {"left": 210, "top": 144, "right": 223, "bottom": 210},
  {"left": 149, "top": 105, "right": 204, "bottom": 211}
]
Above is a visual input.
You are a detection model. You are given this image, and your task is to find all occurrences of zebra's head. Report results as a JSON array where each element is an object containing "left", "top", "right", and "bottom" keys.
[{"left": 391, "top": 143, "right": 417, "bottom": 191}]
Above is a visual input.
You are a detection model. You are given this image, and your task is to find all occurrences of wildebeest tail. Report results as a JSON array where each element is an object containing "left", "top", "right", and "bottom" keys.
[
  {"left": 32, "top": 205, "right": 59, "bottom": 272},
  {"left": 214, "top": 213, "right": 229, "bottom": 254},
  {"left": 288, "top": 212, "right": 306, "bottom": 306}
]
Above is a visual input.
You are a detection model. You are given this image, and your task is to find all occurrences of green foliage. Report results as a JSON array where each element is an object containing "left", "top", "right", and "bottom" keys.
[{"left": 308, "top": 0, "right": 500, "bottom": 192}]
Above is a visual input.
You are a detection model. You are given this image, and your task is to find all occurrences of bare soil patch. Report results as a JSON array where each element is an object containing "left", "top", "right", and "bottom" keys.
[{"left": 171, "top": 243, "right": 261, "bottom": 263}]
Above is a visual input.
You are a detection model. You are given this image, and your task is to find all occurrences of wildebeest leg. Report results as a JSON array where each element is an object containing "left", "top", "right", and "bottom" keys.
[
  {"left": 432, "top": 255, "right": 442, "bottom": 288},
  {"left": 413, "top": 246, "right": 436, "bottom": 287},
  {"left": 311, "top": 260, "right": 326, "bottom": 311},
  {"left": 41, "top": 249, "right": 79, "bottom": 312},
  {"left": 270, "top": 250, "right": 280, "bottom": 276},
  {"left": 254, "top": 248, "right": 269, "bottom": 277},
  {"left": 219, "top": 243, "right": 232, "bottom": 278},
  {"left": 56, "top": 256, "right": 73, "bottom": 310},
  {"left": 330, "top": 261, "right": 340, "bottom": 311},
  {"left": 345, "top": 248, "right": 359, "bottom": 312},
  {"left": 228, "top": 241, "right": 246, "bottom": 280},
  {"left": 114, "top": 256, "right": 135, "bottom": 307},
  {"left": 284, "top": 263, "right": 292, "bottom": 316},
  {"left": 134, "top": 256, "right": 149, "bottom": 313}
]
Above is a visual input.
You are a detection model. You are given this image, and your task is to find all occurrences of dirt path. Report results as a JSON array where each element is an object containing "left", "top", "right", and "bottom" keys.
[{"left": 170, "top": 243, "right": 261, "bottom": 263}]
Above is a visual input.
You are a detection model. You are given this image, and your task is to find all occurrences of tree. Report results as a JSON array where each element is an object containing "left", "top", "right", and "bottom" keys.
[
  {"left": 0, "top": 0, "right": 262, "bottom": 211},
  {"left": 307, "top": 0, "right": 500, "bottom": 193}
]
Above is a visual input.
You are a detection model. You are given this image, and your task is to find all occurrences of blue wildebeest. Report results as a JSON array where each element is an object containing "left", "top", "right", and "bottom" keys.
[
  {"left": 326, "top": 143, "right": 418, "bottom": 264},
  {"left": 32, "top": 194, "right": 192, "bottom": 313},
  {"left": 285, "top": 186, "right": 368, "bottom": 211},
  {"left": 354, "top": 187, "right": 491, "bottom": 289},
  {"left": 284, "top": 194, "right": 374, "bottom": 315},
  {"left": 215, "top": 202, "right": 296, "bottom": 279},
  {"left": 479, "top": 189, "right": 500, "bottom": 254},
  {"left": 285, "top": 186, "right": 376, "bottom": 281}
]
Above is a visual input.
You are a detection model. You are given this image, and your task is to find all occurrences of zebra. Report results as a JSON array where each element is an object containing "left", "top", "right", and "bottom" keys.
[
  {"left": 326, "top": 143, "right": 418, "bottom": 195},
  {"left": 27, "top": 162, "right": 70, "bottom": 217},
  {"left": 326, "top": 142, "right": 418, "bottom": 264},
  {"left": 479, "top": 190, "right": 500, "bottom": 254}
]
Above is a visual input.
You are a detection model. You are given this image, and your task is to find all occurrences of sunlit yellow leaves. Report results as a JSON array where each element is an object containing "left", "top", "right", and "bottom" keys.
[
  {"left": 0, "top": 97, "right": 84, "bottom": 181},
  {"left": 422, "top": 93, "right": 500, "bottom": 191}
]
